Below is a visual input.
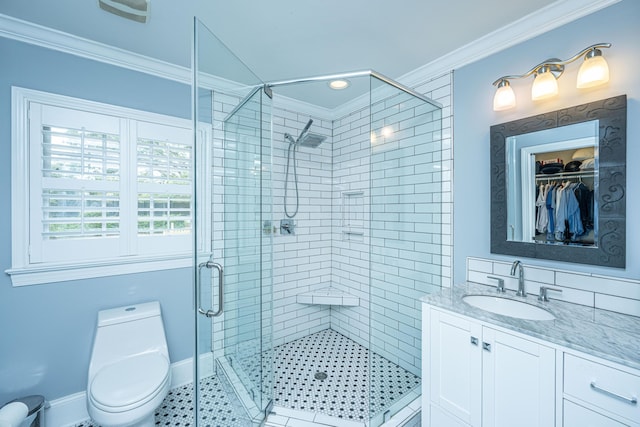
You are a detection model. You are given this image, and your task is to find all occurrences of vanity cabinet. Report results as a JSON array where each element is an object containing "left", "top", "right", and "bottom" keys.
[
  {"left": 425, "top": 307, "right": 555, "bottom": 427},
  {"left": 423, "top": 300, "right": 640, "bottom": 427},
  {"left": 563, "top": 353, "right": 640, "bottom": 426}
]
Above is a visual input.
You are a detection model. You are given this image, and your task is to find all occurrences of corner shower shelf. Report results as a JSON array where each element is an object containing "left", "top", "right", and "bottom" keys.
[{"left": 296, "top": 286, "right": 359, "bottom": 306}]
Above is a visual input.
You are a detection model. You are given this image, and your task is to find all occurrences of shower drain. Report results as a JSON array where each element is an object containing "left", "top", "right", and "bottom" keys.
[{"left": 314, "top": 371, "right": 328, "bottom": 380}]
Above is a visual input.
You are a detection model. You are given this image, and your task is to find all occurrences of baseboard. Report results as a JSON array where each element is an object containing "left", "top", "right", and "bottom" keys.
[
  {"left": 45, "top": 391, "right": 89, "bottom": 427},
  {"left": 169, "top": 352, "right": 214, "bottom": 388},
  {"left": 46, "top": 353, "right": 213, "bottom": 426}
]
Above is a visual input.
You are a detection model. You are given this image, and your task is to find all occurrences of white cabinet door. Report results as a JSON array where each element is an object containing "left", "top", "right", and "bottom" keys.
[
  {"left": 425, "top": 307, "right": 556, "bottom": 427},
  {"left": 481, "top": 327, "right": 556, "bottom": 427},
  {"left": 429, "top": 309, "right": 482, "bottom": 426},
  {"left": 429, "top": 403, "right": 472, "bottom": 427}
]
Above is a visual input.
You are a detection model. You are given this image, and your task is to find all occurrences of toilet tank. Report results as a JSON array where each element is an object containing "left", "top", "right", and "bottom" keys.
[{"left": 88, "top": 301, "right": 169, "bottom": 379}]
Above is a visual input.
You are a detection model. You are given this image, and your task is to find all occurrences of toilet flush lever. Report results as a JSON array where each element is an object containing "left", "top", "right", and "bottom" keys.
[{"left": 197, "top": 259, "right": 224, "bottom": 318}]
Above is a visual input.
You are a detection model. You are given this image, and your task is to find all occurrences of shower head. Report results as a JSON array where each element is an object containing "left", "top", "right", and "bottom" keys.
[
  {"left": 292, "top": 119, "right": 327, "bottom": 148},
  {"left": 284, "top": 119, "right": 327, "bottom": 148},
  {"left": 297, "top": 132, "right": 327, "bottom": 148}
]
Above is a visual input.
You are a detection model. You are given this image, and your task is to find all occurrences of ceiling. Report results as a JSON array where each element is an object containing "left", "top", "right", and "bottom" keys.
[{"left": 1, "top": 0, "right": 570, "bottom": 109}]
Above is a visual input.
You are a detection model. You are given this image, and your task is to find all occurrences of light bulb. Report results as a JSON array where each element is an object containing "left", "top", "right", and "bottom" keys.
[
  {"left": 531, "top": 68, "right": 558, "bottom": 101},
  {"left": 577, "top": 50, "right": 609, "bottom": 88},
  {"left": 493, "top": 80, "right": 516, "bottom": 111}
]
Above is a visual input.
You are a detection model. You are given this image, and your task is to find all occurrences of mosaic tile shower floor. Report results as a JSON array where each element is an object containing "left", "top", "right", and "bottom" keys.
[
  {"left": 75, "top": 329, "right": 419, "bottom": 426},
  {"left": 236, "top": 329, "right": 420, "bottom": 422}
]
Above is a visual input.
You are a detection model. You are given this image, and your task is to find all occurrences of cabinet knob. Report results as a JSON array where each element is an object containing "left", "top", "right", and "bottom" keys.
[
  {"left": 470, "top": 336, "right": 479, "bottom": 346},
  {"left": 482, "top": 342, "right": 492, "bottom": 352}
]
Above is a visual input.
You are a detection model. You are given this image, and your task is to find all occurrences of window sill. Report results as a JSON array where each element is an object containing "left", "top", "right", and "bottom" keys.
[{"left": 6, "top": 254, "right": 195, "bottom": 286}]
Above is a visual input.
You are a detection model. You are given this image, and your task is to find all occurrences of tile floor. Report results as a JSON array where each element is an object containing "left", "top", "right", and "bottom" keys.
[
  {"left": 75, "top": 329, "right": 419, "bottom": 427},
  {"left": 74, "top": 375, "right": 252, "bottom": 427}
]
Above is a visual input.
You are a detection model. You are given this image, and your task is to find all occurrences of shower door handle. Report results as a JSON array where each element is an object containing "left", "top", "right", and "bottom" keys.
[{"left": 197, "top": 260, "right": 224, "bottom": 318}]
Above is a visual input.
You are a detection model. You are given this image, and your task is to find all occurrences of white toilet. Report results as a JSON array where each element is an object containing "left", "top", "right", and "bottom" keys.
[{"left": 87, "top": 301, "right": 171, "bottom": 427}]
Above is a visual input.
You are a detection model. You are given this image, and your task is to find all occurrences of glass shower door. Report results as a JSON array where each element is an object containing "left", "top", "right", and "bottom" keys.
[
  {"left": 218, "top": 87, "right": 273, "bottom": 421},
  {"left": 193, "top": 18, "right": 273, "bottom": 426}
]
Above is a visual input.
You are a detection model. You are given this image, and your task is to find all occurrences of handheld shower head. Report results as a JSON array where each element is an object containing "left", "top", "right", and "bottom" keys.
[
  {"left": 284, "top": 119, "right": 327, "bottom": 148},
  {"left": 283, "top": 118, "right": 327, "bottom": 219},
  {"left": 296, "top": 119, "right": 313, "bottom": 144}
]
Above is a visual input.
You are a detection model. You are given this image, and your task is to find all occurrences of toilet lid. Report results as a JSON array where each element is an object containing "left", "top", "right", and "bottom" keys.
[{"left": 90, "top": 353, "right": 169, "bottom": 408}]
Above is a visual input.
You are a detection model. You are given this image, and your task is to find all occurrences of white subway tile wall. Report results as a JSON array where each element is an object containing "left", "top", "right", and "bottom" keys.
[
  {"left": 206, "top": 73, "right": 453, "bottom": 375},
  {"left": 271, "top": 107, "right": 334, "bottom": 347},
  {"left": 331, "top": 77, "right": 450, "bottom": 376},
  {"left": 406, "top": 74, "right": 452, "bottom": 287},
  {"left": 467, "top": 257, "right": 640, "bottom": 317},
  {"left": 330, "top": 102, "right": 373, "bottom": 353}
]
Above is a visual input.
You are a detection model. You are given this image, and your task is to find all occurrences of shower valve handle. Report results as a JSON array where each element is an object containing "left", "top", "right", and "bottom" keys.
[{"left": 280, "top": 219, "right": 295, "bottom": 235}]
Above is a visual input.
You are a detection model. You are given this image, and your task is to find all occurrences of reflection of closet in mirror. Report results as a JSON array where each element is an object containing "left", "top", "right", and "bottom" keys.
[{"left": 506, "top": 120, "right": 598, "bottom": 246}]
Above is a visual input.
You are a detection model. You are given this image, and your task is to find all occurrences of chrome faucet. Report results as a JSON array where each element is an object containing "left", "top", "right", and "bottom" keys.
[{"left": 510, "top": 260, "right": 526, "bottom": 297}]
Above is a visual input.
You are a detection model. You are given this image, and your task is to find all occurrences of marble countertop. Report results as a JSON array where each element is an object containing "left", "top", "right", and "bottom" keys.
[{"left": 422, "top": 282, "right": 640, "bottom": 371}]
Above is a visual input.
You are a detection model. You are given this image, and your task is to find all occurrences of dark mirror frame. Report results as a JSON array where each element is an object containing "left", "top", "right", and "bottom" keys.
[{"left": 490, "top": 94, "right": 627, "bottom": 268}]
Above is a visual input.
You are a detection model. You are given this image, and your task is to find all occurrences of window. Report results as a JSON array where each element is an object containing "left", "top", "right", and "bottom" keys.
[{"left": 9, "top": 87, "right": 210, "bottom": 286}]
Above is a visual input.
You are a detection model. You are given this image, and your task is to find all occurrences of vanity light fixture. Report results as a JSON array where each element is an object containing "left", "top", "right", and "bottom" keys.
[
  {"left": 328, "top": 79, "right": 350, "bottom": 90},
  {"left": 492, "top": 43, "right": 611, "bottom": 111}
]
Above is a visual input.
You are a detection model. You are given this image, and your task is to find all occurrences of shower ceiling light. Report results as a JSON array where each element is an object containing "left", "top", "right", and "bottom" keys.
[
  {"left": 492, "top": 43, "right": 611, "bottom": 111},
  {"left": 329, "top": 79, "right": 350, "bottom": 90}
]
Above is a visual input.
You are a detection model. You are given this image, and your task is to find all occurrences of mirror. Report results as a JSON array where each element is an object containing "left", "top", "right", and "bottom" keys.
[
  {"left": 506, "top": 120, "right": 598, "bottom": 245},
  {"left": 490, "top": 95, "right": 626, "bottom": 268}
]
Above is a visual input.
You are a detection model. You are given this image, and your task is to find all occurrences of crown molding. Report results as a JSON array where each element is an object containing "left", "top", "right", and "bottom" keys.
[
  {"left": 0, "top": 13, "right": 190, "bottom": 83},
  {"left": 0, "top": 0, "right": 622, "bottom": 119},
  {"left": 398, "top": 0, "right": 622, "bottom": 89}
]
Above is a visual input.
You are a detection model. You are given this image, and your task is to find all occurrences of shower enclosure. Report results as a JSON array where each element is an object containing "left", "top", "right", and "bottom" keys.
[{"left": 193, "top": 19, "right": 443, "bottom": 426}]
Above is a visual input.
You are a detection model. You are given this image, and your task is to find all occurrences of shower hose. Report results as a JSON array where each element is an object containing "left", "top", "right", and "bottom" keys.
[{"left": 284, "top": 139, "right": 299, "bottom": 218}]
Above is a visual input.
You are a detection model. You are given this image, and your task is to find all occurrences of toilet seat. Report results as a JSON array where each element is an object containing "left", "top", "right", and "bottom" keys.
[{"left": 89, "top": 353, "right": 170, "bottom": 413}]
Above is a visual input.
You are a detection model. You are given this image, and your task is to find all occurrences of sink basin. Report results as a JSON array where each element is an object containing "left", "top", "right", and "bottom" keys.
[{"left": 462, "top": 295, "right": 555, "bottom": 321}]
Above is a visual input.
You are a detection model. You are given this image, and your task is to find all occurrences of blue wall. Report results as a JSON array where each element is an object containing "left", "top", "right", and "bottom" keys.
[
  {"left": 453, "top": 0, "right": 640, "bottom": 283},
  {"left": 0, "top": 38, "right": 195, "bottom": 403}
]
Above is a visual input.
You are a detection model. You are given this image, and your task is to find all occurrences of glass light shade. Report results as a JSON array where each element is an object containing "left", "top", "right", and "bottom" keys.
[
  {"left": 531, "top": 70, "right": 558, "bottom": 101},
  {"left": 493, "top": 83, "right": 516, "bottom": 111},
  {"left": 577, "top": 55, "right": 610, "bottom": 88}
]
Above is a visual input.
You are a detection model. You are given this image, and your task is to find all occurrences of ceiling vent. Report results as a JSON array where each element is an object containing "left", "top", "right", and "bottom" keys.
[{"left": 98, "top": 0, "right": 150, "bottom": 23}]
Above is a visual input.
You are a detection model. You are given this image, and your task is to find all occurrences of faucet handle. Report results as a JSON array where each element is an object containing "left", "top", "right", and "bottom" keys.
[
  {"left": 538, "top": 286, "right": 562, "bottom": 302},
  {"left": 487, "top": 275, "right": 506, "bottom": 293}
]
